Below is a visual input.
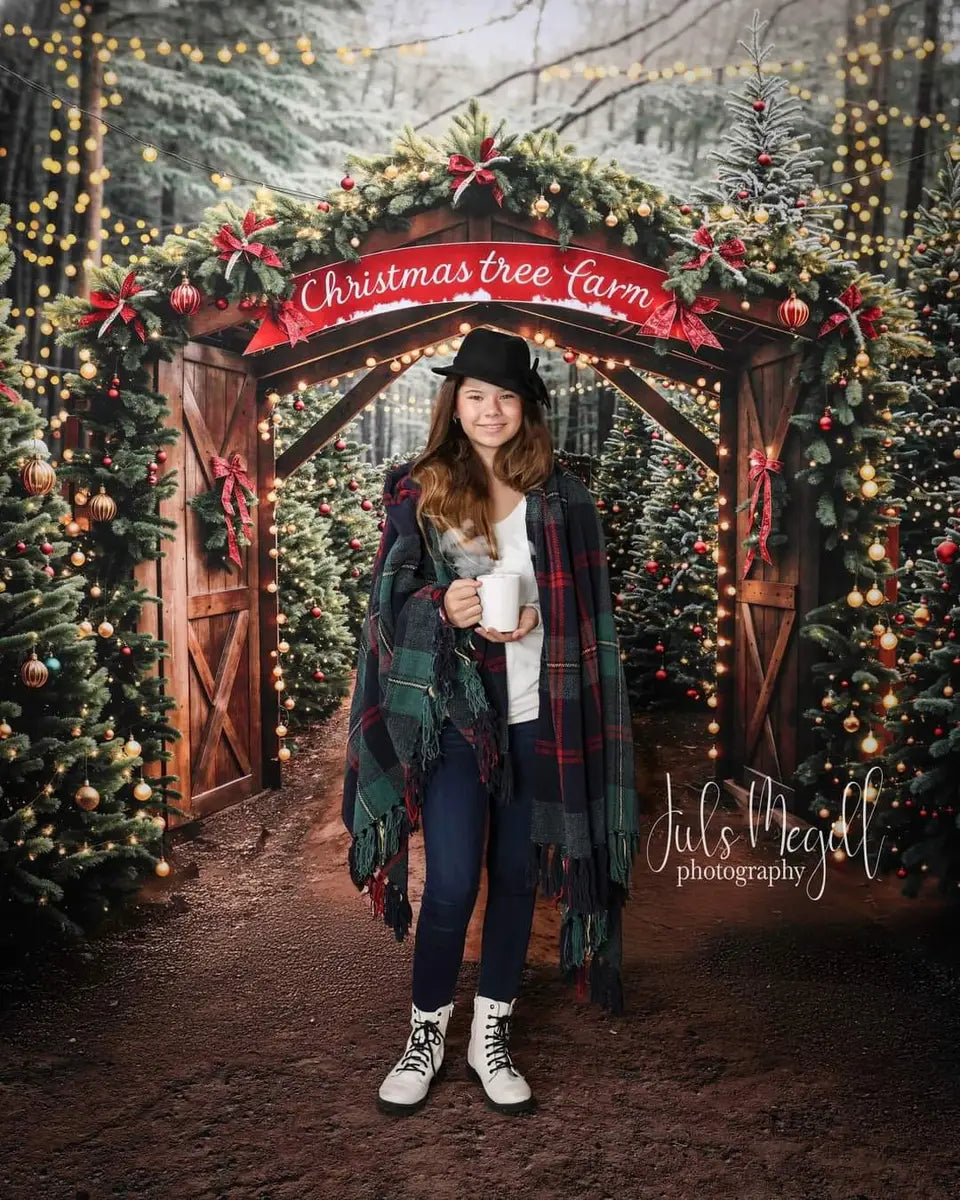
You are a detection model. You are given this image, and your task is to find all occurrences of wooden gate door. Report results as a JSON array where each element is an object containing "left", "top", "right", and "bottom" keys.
[
  {"left": 725, "top": 343, "right": 819, "bottom": 803},
  {"left": 157, "top": 343, "right": 263, "bottom": 825}
]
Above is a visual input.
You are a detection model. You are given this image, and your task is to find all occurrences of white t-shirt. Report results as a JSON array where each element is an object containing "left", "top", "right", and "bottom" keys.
[{"left": 492, "top": 497, "right": 543, "bottom": 724}]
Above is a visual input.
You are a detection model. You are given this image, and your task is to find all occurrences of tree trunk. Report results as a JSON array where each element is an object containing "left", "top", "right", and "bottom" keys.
[
  {"left": 902, "top": 0, "right": 941, "bottom": 239},
  {"left": 78, "top": 0, "right": 109, "bottom": 298}
]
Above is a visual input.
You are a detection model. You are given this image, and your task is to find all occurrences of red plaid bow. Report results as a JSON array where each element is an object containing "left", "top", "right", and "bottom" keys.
[
  {"left": 0, "top": 380, "right": 21, "bottom": 403},
  {"left": 743, "top": 448, "right": 782, "bottom": 578},
  {"left": 817, "top": 283, "right": 882, "bottom": 340},
  {"left": 77, "top": 269, "right": 157, "bottom": 342},
  {"left": 212, "top": 210, "right": 283, "bottom": 281},
  {"left": 447, "top": 136, "right": 511, "bottom": 207},
  {"left": 641, "top": 294, "right": 723, "bottom": 351},
  {"left": 682, "top": 225, "right": 747, "bottom": 273},
  {"left": 269, "top": 297, "right": 311, "bottom": 348},
  {"left": 211, "top": 452, "right": 254, "bottom": 566}
]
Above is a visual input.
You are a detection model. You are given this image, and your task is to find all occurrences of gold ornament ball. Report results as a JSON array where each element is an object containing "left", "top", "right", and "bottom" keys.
[
  {"left": 349, "top": 236, "right": 360, "bottom": 248},
  {"left": 846, "top": 588, "right": 865, "bottom": 608},
  {"left": 865, "top": 586, "right": 885, "bottom": 607},
  {"left": 70, "top": 725, "right": 82, "bottom": 737},
  {"left": 548, "top": 179, "right": 561, "bottom": 194},
  {"left": 74, "top": 489, "right": 89, "bottom": 506},
  {"left": 133, "top": 780, "right": 153, "bottom": 802},
  {"left": 861, "top": 733, "right": 879, "bottom": 754},
  {"left": 74, "top": 782, "right": 101, "bottom": 810},
  {"left": 278, "top": 745, "right": 292, "bottom": 762},
  {"left": 855, "top": 350, "right": 870, "bottom": 369},
  {"left": 908, "top": 650, "right": 924, "bottom": 664},
  {"left": 70, "top": 550, "right": 86, "bottom": 566},
  {"left": 22, "top": 457, "right": 57, "bottom": 496},
  {"left": 867, "top": 541, "right": 886, "bottom": 561},
  {"left": 78, "top": 619, "right": 94, "bottom": 637},
  {"left": 79, "top": 361, "right": 98, "bottom": 380},
  {"left": 753, "top": 207, "right": 770, "bottom": 224},
  {"left": 533, "top": 195, "right": 550, "bottom": 215},
  {"left": 718, "top": 204, "right": 735, "bottom": 220},
  {"left": 383, "top": 163, "right": 399, "bottom": 180},
  {"left": 97, "top": 619, "right": 115, "bottom": 637},
  {"left": 89, "top": 487, "right": 118, "bottom": 522},
  {"left": 637, "top": 201, "right": 652, "bottom": 218},
  {"left": 879, "top": 629, "right": 898, "bottom": 650},
  {"left": 842, "top": 714, "right": 861, "bottom": 733},
  {"left": 417, "top": 169, "right": 431, "bottom": 183},
  {"left": 283, "top": 697, "right": 295, "bottom": 710},
  {"left": 859, "top": 462, "right": 876, "bottom": 481},
  {"left": 913, "top": 604, "right": 931, "bottom": 627},
  {"left": 275, "top": 723, "right": 288, "bottom": 737},
  {"left": 67, "top": 520, "right": 81, "bottom": 537},
  {"left": 89, "top": 583, "right": 102, "bottom": 598},
  {"left": 103, "top": 728, "right": 114, "bottom": 740},
  {"left": 861, "top": 479, "right": 879, "bottom": 499},
  {"left": 604, "top": 212, "right": 618, "bottom": 227},
  {"left": 821, "top": 694, "right": 836, "bottom": 710},
  {"left": 944, "top": 686, "right": 955, "bottom": 699},
  {"left": 0, "top": 721, "right": 11, "bottom": 738},
  {"left": 21, "top": 655, "right": 49, "bottom": 688},
  {"left": 123, "top": 738, "right": 142, "bottom": 758},
  {"left": 154, "top": 859, "right": 171, "bottom": 878}
]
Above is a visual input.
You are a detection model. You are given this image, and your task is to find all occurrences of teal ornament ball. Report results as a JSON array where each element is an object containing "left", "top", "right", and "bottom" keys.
[{"left": 44, "top": 656, "right": 62, "bottom": 673}]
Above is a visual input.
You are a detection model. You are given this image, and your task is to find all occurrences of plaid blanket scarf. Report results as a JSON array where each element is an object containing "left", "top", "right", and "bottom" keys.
[{"left": 342, "top": 460, "right": 641, "bottom": 1014}]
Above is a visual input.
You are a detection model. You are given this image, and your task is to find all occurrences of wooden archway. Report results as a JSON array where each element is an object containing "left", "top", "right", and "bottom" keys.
[{"left": 149, "top": 207, "right": 821, "bottom": 825}]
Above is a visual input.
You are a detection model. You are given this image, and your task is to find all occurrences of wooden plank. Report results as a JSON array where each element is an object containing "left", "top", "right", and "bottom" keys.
[
  {"left": 186, "top": 621, "right": 252, "bottom": 776},
  {"left": 742, "top": 602, "right": 795, "bottom": 774},
  {"left": 187, "top": 587, "right": 249, "bottom": 619},
  {"left": 192, "top": 609, "right": 250, "bottom": 794},
  {"left": 590, "top": 363, "right": 718, "bottom": 472},
  {"left": 183, "top": 340, "right": 250, "bottom": 372},
  {"left": 181, "top": 373, "right": 221, "bottom": 490},
  {"left": 740, "top": 579, "right": 796, "bottom": 609},
  {"left": 740, "top": 602, "right": 782, "bottom": 778},
  {"left": 259, "top": 303, "right": 496, "bottom": 397},
  {"left": 156, "top": 352, "right": 192, "bottom": 826},
  {"left": 275, "top": 360, "right": 410, "bottom": 479},
  {"left": 257, "top": 389, "right": 282, "bottom": 790},
  {"left": 241, "top": 370, "right": 263, "bottom": 793}
]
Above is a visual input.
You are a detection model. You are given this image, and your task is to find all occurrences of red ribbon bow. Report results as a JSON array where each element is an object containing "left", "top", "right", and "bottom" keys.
[
  {"left": 681, "top": 225, "right": 747, "bottom": 273},
  {"left": 211, "top": 452, "right": 254, "bottom": 566},
  {"left": 269, "top": 297, "right": 311, "bottom": 347},
  {"left": 743, "top": 448, "right": 782, "bottom": 578},
  {"left": 0, "top": 380, "right": 21, "bottom": 404},
  {"left": 77, "top": 269, "right": 157, "bottom": 342},
  {"left": 447, "top": 136, "right": 511, "bottom": 207},
  {"left": 817, "top": 283, "right": 882, "bottom": 340},
  {"left": 212, "top": 210, "right": 283, "bottom": 281},
  {"left": 641, "top": 294, "right": 723, "bottom": 351}
]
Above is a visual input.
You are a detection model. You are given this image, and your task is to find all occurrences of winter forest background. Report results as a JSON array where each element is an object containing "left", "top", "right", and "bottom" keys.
[{"left": 1, "top": 0, "right": 958, "bottom": 460}]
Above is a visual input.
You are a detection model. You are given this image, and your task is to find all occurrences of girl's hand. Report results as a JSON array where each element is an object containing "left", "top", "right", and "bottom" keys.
[
  {"left": 443, "top": 577, "right": 483, "bottom": 628},
  {"left": 475, "top": 604, "right": 540, "bottom": 643}
]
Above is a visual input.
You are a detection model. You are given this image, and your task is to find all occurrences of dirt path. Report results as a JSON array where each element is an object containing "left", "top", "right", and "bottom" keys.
[{"left": 1, "top": 703, "right": 959, "bottom": 1200}]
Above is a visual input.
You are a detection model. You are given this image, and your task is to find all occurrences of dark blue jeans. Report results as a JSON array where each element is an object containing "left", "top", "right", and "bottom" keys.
[{"left": 412, "top": 717, "right": 539, "bottom": 1011}]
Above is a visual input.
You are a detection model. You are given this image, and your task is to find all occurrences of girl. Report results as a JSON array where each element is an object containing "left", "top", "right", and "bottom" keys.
[{"left": 342, "top": 328, "right": 640, "bottom": 1119}]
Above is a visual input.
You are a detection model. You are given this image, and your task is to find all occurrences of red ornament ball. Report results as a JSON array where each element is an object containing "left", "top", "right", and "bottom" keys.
[
  {"left": 360, "top": 498, "right": 373, "bottom": 511},
  {"left": 310, "top": 605, "right": 322, "bottom": 618},
  {"left": 294, "top": 399, "right": 305, "bottom": 411},
  {"left": 686, "top": 688, "right": 698, "bottom": 699},
  {"left": 157, "top": 450, "right": 167, "bottom": 463},
  {"left": 121, "top": 645, "right": 133, "bottom": 657},
  {"left": 935, "top": 540, "right": 958, "bottom": 564},
  {"left": 655, "top": 642, "right": 665, "bottom": 654},
  {"left": 340, "top": 175, "right": 355, "bottom": 190},
  {"left": 693, "top": 539, "right": 708, "bottom": 554},
  {"left": 316, "top": 200, "right": 331, "bottom": 212},
  {"left": 43, "top": 564, "right": 55, "bottom": 578},
  {"left": 313, "top": 669, "right": 326, "bottom": 682},
  {"left": 753, "top": 99, "right": 766, "bottom": 112},
  {"left": 737, "top": 190, "right": 749, "bottom": 200},
  {"left": 778, "top": 294, "right": 810, "bottom": 329},
  {"left": 107, "top": 386, "right": 120, "bottom": 400},
  {"left": 655, "top": 667, "right": 668, "bottom": 681},
  {"left": 349, "top": 537, "right": 362, "bottom": 550},
  {"left": 214, "top": 297, "right": 229, "bottom": 311},
  {"left": 757, "top": 152, "right": 773, "bottom": 166},
  {"left": 679, "top": 204, "right": 692, "bottom": 215},
  {"left": 351, "top": 567, "right": 360, "bottom": 579},
  {"left": 837, "top": 376, "right": 848, "bottom": 388},
  {"left": 645, "top": 560, "right": 659, "bottom": 574},
  {"left": 335, "top": 438, "right": 347, "bottom": 451},
  {"left": 15, "top": 541, "right": 26, "bottom": 553},
  {"left": 818, "top": 411, "right": 833, "bottom": 431},
  {"left": 692, "top": 625, "right": 703, "bottom": 636},
  {"left": 102, "top": 455, "right": 112, "bottom": 466},
  {"left": 40, "top": 541, "right": 54, "bottom": 555},
  {"left": 170, "top": 277, "right": 202, "bottom": 316},
  {"left": 916, "top": 243, "right": 926, "bottom": 254},
  {"left": 318, "top": 502, "right": 332, "bottom": 515},
  {"left": 596, "top": 498, "right": 605, "bottom": 509},
  {"left": 563, "top": 349, "right": 576, "bottom": 363},
  {"left": 347, "top": 479, "right": 359, "bottom": 491}
]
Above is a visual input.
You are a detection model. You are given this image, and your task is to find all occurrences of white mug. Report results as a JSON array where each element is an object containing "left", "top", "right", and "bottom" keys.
[{"left": 476, "top": 573, "right": 520, "bottom": 632}]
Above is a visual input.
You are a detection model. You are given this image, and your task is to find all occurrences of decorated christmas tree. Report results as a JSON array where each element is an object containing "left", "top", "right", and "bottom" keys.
[
  {"left": 619, "top": 431, "right": 718, "bottom": 709},
  {"left": 0, "top": 205, "right": 165, "bottom": 941}
]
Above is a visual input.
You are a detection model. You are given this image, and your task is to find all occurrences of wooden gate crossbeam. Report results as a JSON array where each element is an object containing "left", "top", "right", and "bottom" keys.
[
  {"left": 590, "top": 362, "right": 719, "bottom": 472},
  {"left": 740, "top": 601, "right": 791, "bottom": 778},
  {"left": 275, "top": 359, "right": 414, "bottom": 480},
  {"left": 189, "top": 610, "right": 251, "bottom": 795}
]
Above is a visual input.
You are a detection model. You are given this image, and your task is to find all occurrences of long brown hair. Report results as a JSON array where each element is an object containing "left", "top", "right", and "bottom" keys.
[{"left": 410, "top": 375, "right": 554, "bottom": 560}]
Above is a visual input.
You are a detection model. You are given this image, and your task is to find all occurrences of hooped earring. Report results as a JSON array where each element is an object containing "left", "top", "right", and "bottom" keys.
[{"left": 451, "top": 413, "right": 461, "bottom": 424}]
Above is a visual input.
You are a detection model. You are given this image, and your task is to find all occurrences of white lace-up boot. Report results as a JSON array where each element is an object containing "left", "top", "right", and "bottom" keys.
[
  {"left": 466, "top": 994, "right": 536, "bottom": 1114},
  {"left": 376, "top": 999, "right": 455, "bottom": 1115}
]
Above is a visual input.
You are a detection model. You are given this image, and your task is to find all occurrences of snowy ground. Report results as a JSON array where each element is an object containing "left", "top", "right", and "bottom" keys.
[{"left": 1, "top": 703, "right": 959, "bottom": 1200}]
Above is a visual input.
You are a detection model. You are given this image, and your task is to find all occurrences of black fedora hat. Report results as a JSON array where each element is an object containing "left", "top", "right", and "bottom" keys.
[{"left": 430, "top": 327, "right": 551, "bottom": 409}]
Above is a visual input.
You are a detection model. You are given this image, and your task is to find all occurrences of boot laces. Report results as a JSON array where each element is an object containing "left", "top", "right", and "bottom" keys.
[
  {"left": 484, "top": 1013, "right": 519, "bottom": 1076},
  {"left": 396, "top": 1018, "right": 443, "bottom": 1076}
]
